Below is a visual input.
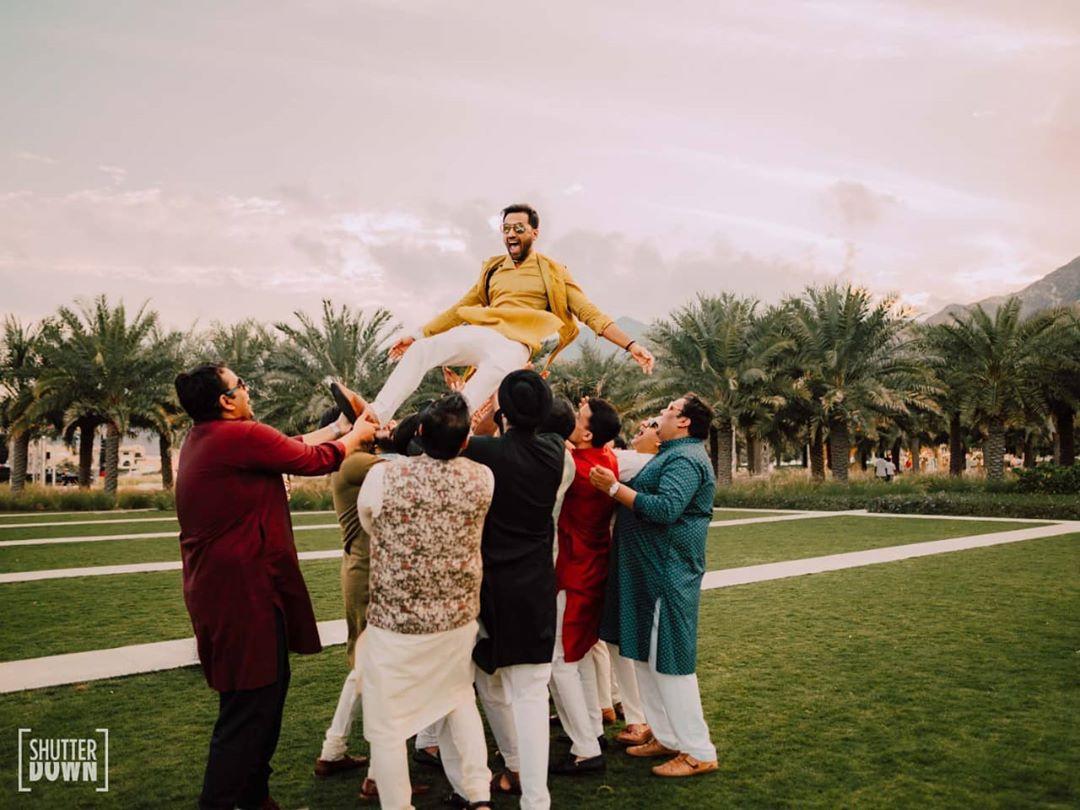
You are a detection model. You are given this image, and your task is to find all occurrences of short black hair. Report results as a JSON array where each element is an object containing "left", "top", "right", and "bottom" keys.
[
  {"left": 541, "top": 397, "right": 575, "bottom": 441},
  {"left": 501, "top": 203, "right": 539, "bottom": 229},
  {"left": 419, "top": 394, "right": 471, "bottom": 461},
  {"left": 175, "top": 364, "right": 228, "bottom": 422},
  {"left": 612, "top": 435, "right": 628, "bottom": 450},
  {"left": 680, "top": 392, "right": 713, "bottom": 440},
  {"left": 585, "top": 397, "right": 621, "bottom": 447},
  {"left": 375, "top": 409, "right": 426, "bottom": 456}
]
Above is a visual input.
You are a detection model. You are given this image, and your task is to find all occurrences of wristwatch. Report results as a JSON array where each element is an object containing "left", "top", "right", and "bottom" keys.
[{"left": 607, "top": 481, "right": 620, "bottom": 497}]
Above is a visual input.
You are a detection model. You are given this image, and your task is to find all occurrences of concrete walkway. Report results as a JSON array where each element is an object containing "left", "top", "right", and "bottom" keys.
[
  {"left": 1, "top": 519, "right": 1074, "bottom": 694},
  {"left": 710, "top": 510, "right": 862, "bottom": 528}
]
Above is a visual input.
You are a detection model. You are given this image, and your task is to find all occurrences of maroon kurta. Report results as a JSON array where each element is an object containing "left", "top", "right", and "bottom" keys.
[
  {"left": 555, "top": 445, "right": 618, "bottom": 663},
  {"left": 175, "top": 419, "right": 345, "bottom": 692}
]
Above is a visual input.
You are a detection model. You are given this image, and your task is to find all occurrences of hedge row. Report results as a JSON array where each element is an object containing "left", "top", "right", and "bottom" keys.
[
  {"left": 0, "top": 486, "right": 177, "bottom": 512},
  {"left": 714, "top": 487, "right": 1079, "bottom": 520}
]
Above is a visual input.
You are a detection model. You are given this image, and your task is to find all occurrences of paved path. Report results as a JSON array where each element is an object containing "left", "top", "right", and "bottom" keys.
[
  {"left": 1, "top": 519, "right": 1074, "bottom": 694},
  {"left": 0, "top": 522, "right": 340, "bottom": 548},
  {"left": 710, "top": 510, "right": 862, "bottom": 528}
]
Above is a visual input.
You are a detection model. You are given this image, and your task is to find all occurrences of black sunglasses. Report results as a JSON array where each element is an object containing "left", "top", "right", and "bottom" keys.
[{"left": 222, "top": 378, "right": 248, "bottom": 398}]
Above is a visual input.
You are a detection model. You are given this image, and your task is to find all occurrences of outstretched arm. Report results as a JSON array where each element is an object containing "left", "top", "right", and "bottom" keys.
[{"left": 565, "top": 272, "right": 654, "bottom": 374}]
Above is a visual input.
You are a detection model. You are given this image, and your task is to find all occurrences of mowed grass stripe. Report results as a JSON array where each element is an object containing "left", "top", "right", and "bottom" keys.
[
  {"left": 0, "top": 528, "right": 345, "bottom": 574},
  {"left": 1, "top": 534, "right": 1075, "bottom": 808},
  {"left": 0, "top": 513, "right": 340, "bottom": 546},
  {"left": 0, "top": 509, "right": 175, "bottom": 526},
  {"left": 705, "top": 516, "right": 1040, "bottom": 571},
  {"left": 0, "top": 516, "right": 1039, "bottom": 662}
]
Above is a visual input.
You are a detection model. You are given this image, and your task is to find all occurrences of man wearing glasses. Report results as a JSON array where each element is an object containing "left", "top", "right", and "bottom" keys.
[{"left": 366, "top": 203, "right": 655, "bottom": 425}]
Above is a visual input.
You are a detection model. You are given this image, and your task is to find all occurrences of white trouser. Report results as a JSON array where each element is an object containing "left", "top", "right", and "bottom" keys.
[
  {"left": 549, "top": 591, "right": 602, "bottom": 758},
  {"left": 429, "top": 703, "right": 491, "bottom": 806},
  {"left": 474, "top": 663, "right": 553, "bottom": 810},
  {"left": 591, "top": 640, "right": 614, "bottom": 709},
  {"left": 370, "top": 325, "right": 530, "bottom": 421},
  {"left": 320, "top": 668, "right": 361, "bottom": 761},
  {"left": 633, "top": 600, "right": 716, "bottom": 762},
  {"left": 606, "top": 642, "right": 647, "bottom": 726},
  {"left": 415, "top": 719, "right": 444, "bottom": 751}
]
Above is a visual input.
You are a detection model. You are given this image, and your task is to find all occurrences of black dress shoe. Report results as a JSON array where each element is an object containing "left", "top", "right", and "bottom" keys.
[
  {"left": 549, "top": 753, "right": 606, "bottom": 775},
  {"left": 598, "top": 734, "right": 610, "bottom": 752}
]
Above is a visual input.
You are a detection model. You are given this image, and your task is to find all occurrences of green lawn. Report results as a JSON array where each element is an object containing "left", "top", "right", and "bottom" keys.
[
  {"left": 0, "top": 516, "right": 1045, "bottom": 663},
  {"left": 705, "top": 515, "right": 1040, "bottom": 570},
  {"left": 1, "top": 533, "right": 1075, "bottom": 808},
  {"left": 0, "top": 509, "right": 176, "bottom": 525},
  {"left": 0, "top": 510, "right": 335, "bottom": 541},
  {"left": 0, "top": 529, "right": 344, "bottom": 574}
]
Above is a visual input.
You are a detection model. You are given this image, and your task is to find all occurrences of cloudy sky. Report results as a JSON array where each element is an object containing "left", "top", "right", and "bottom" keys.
[{"left": 2, "top": 0, "right": 1078, "bottom": 334}]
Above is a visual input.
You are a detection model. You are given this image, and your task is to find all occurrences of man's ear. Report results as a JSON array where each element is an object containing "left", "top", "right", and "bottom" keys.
[{"left": 219, "top": 394, "right": 236, "bottom": 415}]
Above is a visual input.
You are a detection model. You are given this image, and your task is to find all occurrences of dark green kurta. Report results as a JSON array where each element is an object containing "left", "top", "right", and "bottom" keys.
[{"left": 599, "top": 436, "right": 715, "bottom": 675}]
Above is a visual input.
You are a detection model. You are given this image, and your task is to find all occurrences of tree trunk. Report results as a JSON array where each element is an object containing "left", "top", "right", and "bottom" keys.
[
  {"left": 104, "top": 422, "right": 120, "bottom": 496},
  {"left": 708, "top": 426, "right": 719, "bottom": 476},
  {"left": 159, "top": 432, "right": 174, "bottom": 490},
  {"left": 984, "top": 417, "right": 1005, "bottom": 481},
  {"left": 10, "top": 432, "right": 30, "bottom": 493},
  {"left": 1022, "top": 436, "right": 1037, "bottom": 469},
  {"left": 715, "top": 422, "right": 734, "bottom": 487},
  {"left": 78, "top": 419, "right": 95, "bottom": 489},
  {"left": 810, "top": 425, "right": 825, "bottom": 481},
  {"left": 747, "top": 433, "right": 765, "bottom": 476},
  {"left": 949, "top": 412, "right": 965, "bottom": 477},
  {"left": 908, "top": 436, "right": 921, "bottom": 474},
  {"left": 1052, "top": 404, "right": 1075, "bottom": 467},
  {"left": 801, "top": 443, "right": 808, "bottom": 469},
  {"left": 828, "top": 418, "right": 850, "bottom": 482},
  {"left": 857, "top": 442, "right": 869, "bottom": 471}
]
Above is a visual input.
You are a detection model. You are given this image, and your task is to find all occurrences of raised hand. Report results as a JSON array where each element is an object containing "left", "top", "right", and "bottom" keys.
[
  {"left": 629, "top": 343, "right": 655, "bottom": 375},
  {"left": 388, "top": 335, "right": 415, "bottom": 361}
]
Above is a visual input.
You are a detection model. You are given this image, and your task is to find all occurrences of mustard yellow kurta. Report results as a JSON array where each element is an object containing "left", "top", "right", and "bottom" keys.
[{"left": 421, "top": 252, "right": 614, "bottom": 359}]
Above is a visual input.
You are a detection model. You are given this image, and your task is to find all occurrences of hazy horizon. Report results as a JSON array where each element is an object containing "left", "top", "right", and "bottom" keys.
[{"left": 2, "top": 1, "right": 1078, "bottom": 333}]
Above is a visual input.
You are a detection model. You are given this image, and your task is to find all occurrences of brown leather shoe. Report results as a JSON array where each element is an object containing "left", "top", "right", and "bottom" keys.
[
  {"left": 313, "top": 752, "right": 368, "bottom": 778},
  {"left": 615, "top": 723, "right": 652, "bottom": 746},
  {"left": 626, "top": 738, "right": 678, "bottom": 758},
  {"left": 651, "top": 753, "right": 719, "bottom": 778},
  {"left": 358, "top": 777, "right": 431, "bottom": 801},
  {"left": 328, "top": 379, "right": 369, "bottom": 424},
  {"left": 601, "top": 707, "right": 617, "bottom": 725}
]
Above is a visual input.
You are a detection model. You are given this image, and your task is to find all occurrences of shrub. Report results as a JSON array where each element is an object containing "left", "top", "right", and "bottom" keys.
[
  {"left": 288, "top": 482, "right": 333, "bottom": 511},
  {"left": 1012, "top": 464, "right": 1080, "bottom": 495}
]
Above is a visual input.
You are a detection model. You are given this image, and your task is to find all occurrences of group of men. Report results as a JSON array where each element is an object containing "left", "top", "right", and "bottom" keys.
[{"left": 173, "top": 203, "right": 719, "bottom": 809}]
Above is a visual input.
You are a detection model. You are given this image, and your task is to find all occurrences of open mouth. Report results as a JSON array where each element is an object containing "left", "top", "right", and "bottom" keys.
[{"left": 507, "top": 240, "right": 521, "bottom": 251}]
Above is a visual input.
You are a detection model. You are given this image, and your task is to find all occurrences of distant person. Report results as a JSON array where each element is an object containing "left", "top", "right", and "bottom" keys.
[
  {"left": 357, "top": 394, "right": 495, "bottom": 809},
  {"left": 872, "top": 455, "right": 890, "bottom": 482},
  {"left": 592, "top": 394, "right": 719, "bottom": 778},
  {"left": 366, "top": 203, "right": 654, "bottom": 424},
  {"left": 174, "top": 364, "right": 373, "bottom": 810}
]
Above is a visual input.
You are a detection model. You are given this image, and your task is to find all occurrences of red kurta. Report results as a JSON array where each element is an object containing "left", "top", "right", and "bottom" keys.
[
  {"left": 555, "top": 445, "right": 618, "bottom": 663},
  {"left": 175, "top": 419, "right": 345, "bottom": 692}
]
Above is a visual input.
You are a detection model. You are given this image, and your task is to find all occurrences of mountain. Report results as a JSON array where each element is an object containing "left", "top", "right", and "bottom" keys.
[
  {"left": 557, "top": 316, "right": 651, "bottom": 361},
  {"left": 926, "top": 255, "right": 1080, "bottom": 325}
]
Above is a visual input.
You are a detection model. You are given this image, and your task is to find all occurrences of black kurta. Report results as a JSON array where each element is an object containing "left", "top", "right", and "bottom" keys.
[{"left": 464, "top": 429, "right": 564, "bottom": 673}]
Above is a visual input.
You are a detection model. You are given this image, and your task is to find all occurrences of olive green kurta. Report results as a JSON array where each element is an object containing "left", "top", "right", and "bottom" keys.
[{"left": 599, "top": 437, "right": 715, "bottom": 676}]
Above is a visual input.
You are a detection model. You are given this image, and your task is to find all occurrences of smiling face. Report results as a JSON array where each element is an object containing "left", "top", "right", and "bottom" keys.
[
  {"left": 631, "top": 418, "right": 660, "bottom": 454},
  {"left": 656, "top": 397, "right": 689, "bottom": 442},
  {"left": 502, "top": 211, "right": 537, "bottom": 263},
  {"left": 569, "top": 401, "right": 593, "bottom": 447},
  {"left": 218, "top": 367, "right": 254, "bottom": 421}
]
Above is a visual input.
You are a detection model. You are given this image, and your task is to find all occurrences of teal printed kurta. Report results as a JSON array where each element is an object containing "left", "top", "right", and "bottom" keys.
[{"left": 599, "top": 437, "right": 715, "bottom": 675}]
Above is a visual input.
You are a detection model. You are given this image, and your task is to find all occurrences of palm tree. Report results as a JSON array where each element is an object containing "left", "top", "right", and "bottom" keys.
[
  {"left": 924, "top": 299, "right": 1062, "bottom": 480},
  {"left": 129, "top": 329, "right": 187, "bottom": 489},
  {"left": 35, "top": 297, "right": 175, "bottom": 495},
  {"left": 1028, "top": 308, "right": 1080, "bottom": 467},
  {"left": 0, "top": 317, "right": 43, "bottom": 492},
  {"left": 785, "top": 285, "right": 934, "bottom": 482},
  {"left": 649, "top": 294, "right": 789, "bottom": 486},
  {"left": 260, "top": 302, "right": 399, "bottom": 433},
  {"left": 202, "top": 319, "right": 277, "bottom": 381}
]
